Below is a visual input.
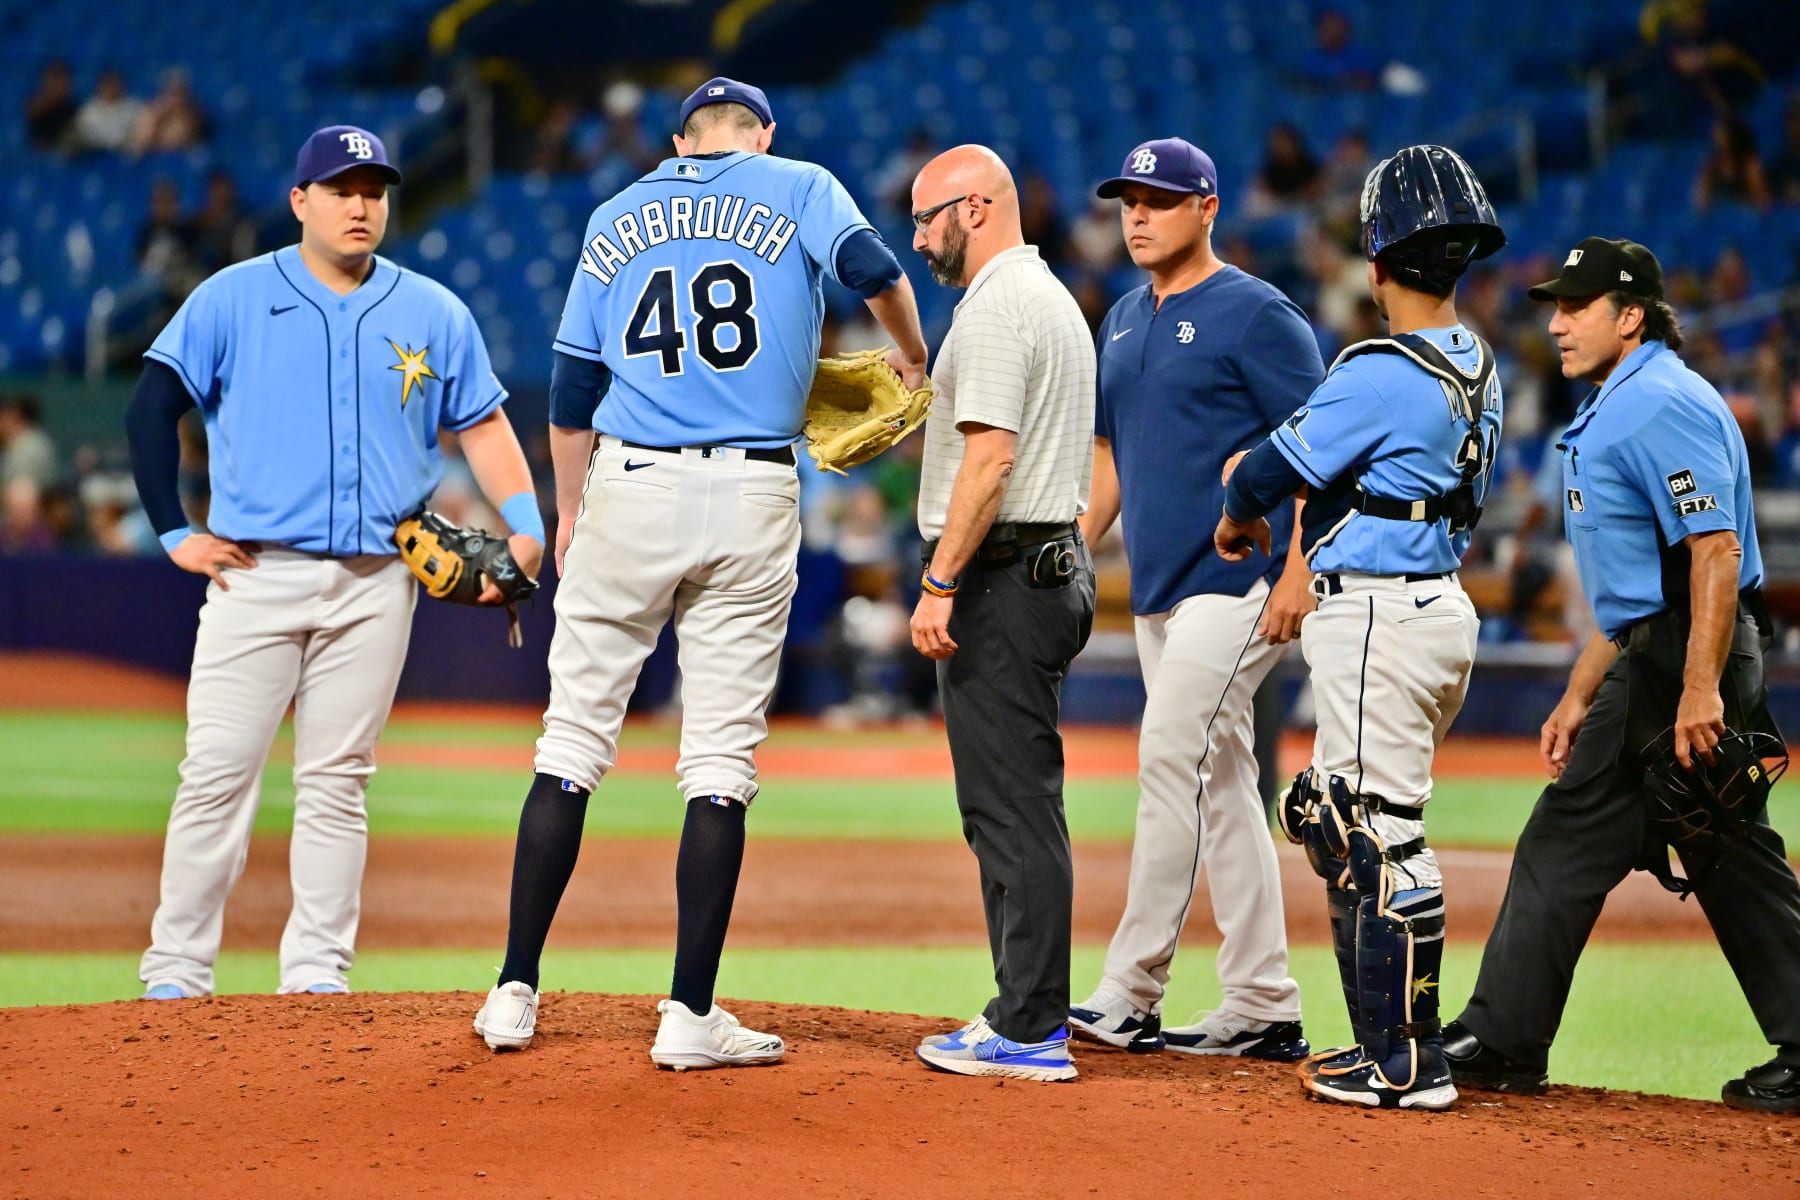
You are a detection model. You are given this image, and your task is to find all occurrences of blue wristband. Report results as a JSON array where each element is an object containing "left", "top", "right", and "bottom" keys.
[
  {"left": 499, "top": 492, "right": 546, "bottom": 543},
  {"left": 158, "top": 527, "right": 194, "bottom": 555}
]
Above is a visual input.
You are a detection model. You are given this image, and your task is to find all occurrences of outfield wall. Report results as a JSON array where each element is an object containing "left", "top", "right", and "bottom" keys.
[{"left": 7, "top": 554, "right": 1800, "bottom": 736}]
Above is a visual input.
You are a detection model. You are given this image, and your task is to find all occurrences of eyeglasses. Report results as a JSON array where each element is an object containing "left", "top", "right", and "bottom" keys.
[{"left": 911, "top": 194, "right": 992, "bottom": 231}]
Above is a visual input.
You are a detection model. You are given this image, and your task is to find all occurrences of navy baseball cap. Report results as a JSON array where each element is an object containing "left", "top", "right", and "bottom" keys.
[
  {"left": 295, "top": 125, "right": 402, "bottom": 188},
  {"left": 678, "top": 77, "right": 774, "bottom": 130},
  {"left": 1096, "top": 138, "right": 1217, "bottom": 199}
]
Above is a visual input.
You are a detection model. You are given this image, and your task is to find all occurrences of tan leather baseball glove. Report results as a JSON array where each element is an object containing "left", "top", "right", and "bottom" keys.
[{"left": 801, "top": 348, "right": 934, "bottom": 476}]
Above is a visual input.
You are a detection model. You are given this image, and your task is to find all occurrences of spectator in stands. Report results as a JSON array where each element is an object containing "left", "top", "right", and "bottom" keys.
[
  {"left": 870, "top": 128, "right": 935, "bottom": 216},
  {"left": 25, "top": 59, "right": 78, "bottom": 152},
  {"left": 1068, "top": 196, "right": 1124, "bottom": 273},
  {"left": 530, "top": 98, "right": 581, "bottom": 174},
  {"left": 1642, "top": 0, "right": 1766, "bottom": 121},
  {"left": 70, "top": 69, "right": 145, "bottom": 153},
  {"left": 0, "top": 479, "right": 55, "bottom": 555},
  {"left": 1704, "top": 246, "right": 1760, "bottom": 352},
  {"left": 137, "top": 179, "right": 200, "bottom": 301},
  {"left": 1318, "top": 127, "right": 1374, "bottom": 226},
  {"left": 131, "top": 68, "right": 207, "bottom": 155},
  {"left": 81, "top": 471, "right": 158, "bottom": 556},
  {"left": 1249, "top": 123, "right": 1322, "bottom": 215},
  {"left": 0, "top": 396, "right": 58, "bottom": 493},
  {"left": 186, "top": 170, "right": 253, "bottom": 277},
  {"left": 1295, "top": 8, "right": 1381, "bottom": 91},
  {"left": 576, "top": 81, "right": 657, "bottom": 175},
  {"left": 1767, "top": 94, "right": 1800, "bottom": 205},
  {"left": 1018, "top": 172, "right": 1069, "bottom": 268},
  {"left": 1693, "top": 112, "right": 1772, "bottom": 211}
]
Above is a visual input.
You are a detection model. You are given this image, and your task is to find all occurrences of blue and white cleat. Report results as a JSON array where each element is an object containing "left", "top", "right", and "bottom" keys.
[{"left": 916, "top": 1019, "right": 1079, "bottom": 1082}]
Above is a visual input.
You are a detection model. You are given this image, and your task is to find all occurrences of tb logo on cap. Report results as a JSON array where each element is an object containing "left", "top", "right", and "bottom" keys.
[
  {"left": 339, "top": 131, "right": 374, "bottom": 159},
  {"left": 1131, "top": 148, "right": 1158, "bottom": 174}
]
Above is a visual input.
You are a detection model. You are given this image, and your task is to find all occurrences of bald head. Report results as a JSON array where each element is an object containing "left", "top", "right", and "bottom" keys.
[{"left": 911, "top": 144, "right": 1023, "bottom": 288}]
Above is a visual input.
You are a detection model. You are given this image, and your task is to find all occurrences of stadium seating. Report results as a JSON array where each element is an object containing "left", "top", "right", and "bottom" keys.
[{"left": 7, "top": 0, "right": 1799, "bottom": 387}]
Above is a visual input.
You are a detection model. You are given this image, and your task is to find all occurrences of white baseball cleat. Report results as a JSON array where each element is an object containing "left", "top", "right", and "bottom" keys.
[
  {"left": 472, "top": 980, "right": 539, "bottom": 1051},
  {"left": 649, "top": 999, "right": 785, "bottom": 1071}
]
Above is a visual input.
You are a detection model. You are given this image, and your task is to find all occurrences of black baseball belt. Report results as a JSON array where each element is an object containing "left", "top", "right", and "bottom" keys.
[
  {"left": 620, "top": 439, "right": 796, "bottom": 465},
  {"left": 1312, "top": 571, "right": 1451, "bottom": 597},
  {"left": 920, "top": 521, "right": 1079, "bottom": 569}
]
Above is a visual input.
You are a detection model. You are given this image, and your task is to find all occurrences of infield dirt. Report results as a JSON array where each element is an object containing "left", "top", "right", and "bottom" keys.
[{"left": 3, "top": 992, "right": 1796, "bottom": 1199}]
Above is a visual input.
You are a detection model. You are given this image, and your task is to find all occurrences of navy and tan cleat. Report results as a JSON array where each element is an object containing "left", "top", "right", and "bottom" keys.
[
  {"left": 1163, "top": 1010, "right": 1310, "bottom": 1062},
  {"left": 1068, "top": 989, "right": 1164, "bottom": 1053}
]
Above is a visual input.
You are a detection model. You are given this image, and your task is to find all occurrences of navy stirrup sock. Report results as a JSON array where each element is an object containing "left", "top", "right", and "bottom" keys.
[{"left": 498, "top": 772, "right": 590, "bottom": 991}]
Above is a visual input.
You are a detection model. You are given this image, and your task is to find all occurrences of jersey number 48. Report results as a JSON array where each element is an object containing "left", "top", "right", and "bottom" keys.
[{"left": 623, "top": 262, "right": 760, "bottom": 376}]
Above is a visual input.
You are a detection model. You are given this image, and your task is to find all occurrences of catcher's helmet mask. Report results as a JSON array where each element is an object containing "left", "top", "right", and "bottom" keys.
[
  {"left": 1360, "top": 145, "right": 1505, "bottom": 291},
  {"left": 1638, "top": 724, "right": 1788, "bottom": 896}
]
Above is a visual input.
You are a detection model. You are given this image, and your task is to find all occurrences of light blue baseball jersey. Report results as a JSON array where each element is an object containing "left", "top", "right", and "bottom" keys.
[
  {"left": 553, "top": 150, "right": 872, "bottom": 448},
  {"left": 1559, "top": 340, "right": 1763, "bottom": 639},
  {"left": 145, "top": 245, "right": 505, "bottom": 556},
  {"left": 1271, "top": 324, "right": 1503, "bottom": 575}
]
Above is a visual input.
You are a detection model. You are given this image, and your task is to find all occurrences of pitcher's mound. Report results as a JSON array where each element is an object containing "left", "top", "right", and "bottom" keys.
[{"left": 2, "top": 993, "right": 1793, "bottom": 1198}]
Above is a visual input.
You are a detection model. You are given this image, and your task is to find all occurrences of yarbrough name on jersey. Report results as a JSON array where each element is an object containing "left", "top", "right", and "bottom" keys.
[{"left": 579, "top": 195, "right": 798, "bottom": 286}]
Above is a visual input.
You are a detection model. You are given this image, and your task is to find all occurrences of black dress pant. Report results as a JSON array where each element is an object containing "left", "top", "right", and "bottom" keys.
[
  {"left": 1460, "top": 623, "right": 1800, "bottom": 1068},
  {"left": 938, "top": 541, "right": 1095, "bottom": 1044}
]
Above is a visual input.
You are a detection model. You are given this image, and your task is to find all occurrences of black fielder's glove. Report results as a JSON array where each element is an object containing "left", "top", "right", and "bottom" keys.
[{"left": 395, "top": 510, "right": 538, "bottom": 646}]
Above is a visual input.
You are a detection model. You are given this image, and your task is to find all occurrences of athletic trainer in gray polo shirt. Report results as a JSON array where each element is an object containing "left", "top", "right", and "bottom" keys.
[{"left": 907, "top": 144, "right": 1098, "bottom": 1084}]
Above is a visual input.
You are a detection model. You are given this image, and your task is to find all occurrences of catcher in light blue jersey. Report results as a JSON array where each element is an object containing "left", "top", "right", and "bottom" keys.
[{"left": 472, "top": 78, "right": 931, "bottom": 1069}]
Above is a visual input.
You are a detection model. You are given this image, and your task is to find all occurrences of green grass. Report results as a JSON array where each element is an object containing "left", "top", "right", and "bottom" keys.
[
  {"left": 0, "top": 943, "right": 1763, "bottom": 1101},
  {"left": 14, "top": 709, "right": 1800, "bottom": 847}
]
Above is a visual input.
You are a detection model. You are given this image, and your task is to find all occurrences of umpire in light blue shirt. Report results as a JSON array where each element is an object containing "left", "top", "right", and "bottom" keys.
[{"left": 1446, "top": 237, "right": 1800, "bottom": 1114}]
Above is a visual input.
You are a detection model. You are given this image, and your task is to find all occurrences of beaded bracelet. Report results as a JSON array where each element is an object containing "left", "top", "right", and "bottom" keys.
[{"left": 920, "top": 569, "right": 959, "bottom": 598}]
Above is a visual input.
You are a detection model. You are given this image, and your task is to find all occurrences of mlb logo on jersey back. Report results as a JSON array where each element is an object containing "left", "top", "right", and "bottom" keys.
[
  {"left": 1567, "top": 487, "right": 1584, "bottom": 513},
  {"left": 1667, "top": 469, "right": 1697, "bottom": 497},
  {"left": 677, "top": 162, "right": 703, "bottom": 179}
]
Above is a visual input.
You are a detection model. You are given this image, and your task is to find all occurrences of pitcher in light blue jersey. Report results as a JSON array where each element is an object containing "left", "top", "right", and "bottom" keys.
[
  {"left": 126, "top": 125, "right": 543, "bottom": 1002},
  {"left": 471, "top": 79, "right": 931, "bottom": 1067}
]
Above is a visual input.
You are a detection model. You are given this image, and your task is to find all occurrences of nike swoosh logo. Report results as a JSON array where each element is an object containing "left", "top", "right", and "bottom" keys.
[
  {"left": 1111, "top": 328, "right": 1132, "bottom": 341},
  {"left": 623, "top": 460, "right": 654, "bottom": 472},
  {"left": 1414, "top": 596, "right": 1440, "bottom": 608},
  {"left": 270, "top": 304, "right": 298, "bottom": 316}
]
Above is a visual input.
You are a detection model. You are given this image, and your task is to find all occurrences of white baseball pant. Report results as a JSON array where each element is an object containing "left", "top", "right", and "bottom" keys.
[
  {"left": 139, "top": 549, "right": 415, "bottom": 995},
  {"left": 534, "top": 436, "right": 801, "bottom": 802},
  {"left": 1300, "top": 572, "right": 1480, "bottom": 890},
  {"left": 1099, "top": 579, "right": 1301, "bottom": 1022}
]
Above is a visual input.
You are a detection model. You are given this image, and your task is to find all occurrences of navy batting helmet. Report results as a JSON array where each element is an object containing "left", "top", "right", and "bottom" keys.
[{"left": 1359, "top": 145, "right": 1505, "bottom": 287}]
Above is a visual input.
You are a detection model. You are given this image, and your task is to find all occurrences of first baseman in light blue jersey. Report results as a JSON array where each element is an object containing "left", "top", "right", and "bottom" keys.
[
  {"left": 476, "top": 79, "right": 930, "bottom": 1064},
  {"left": 127, "top": 125, "right": 542, "bottom": 1003},
  {"left": 552, "top": 139, "right": 878, "bottom": 448},
  {"left": 146, "top": 244, "right": 505, "bottom": 554}
]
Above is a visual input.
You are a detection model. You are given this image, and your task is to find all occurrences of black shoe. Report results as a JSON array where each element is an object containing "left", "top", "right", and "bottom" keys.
[
  {"left": 1443, "top": 1020, "right": 1549, "bottom": 1095},
  {"left": 1723, "top": 1059, "right": 1800, "bottom": 1114}
]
